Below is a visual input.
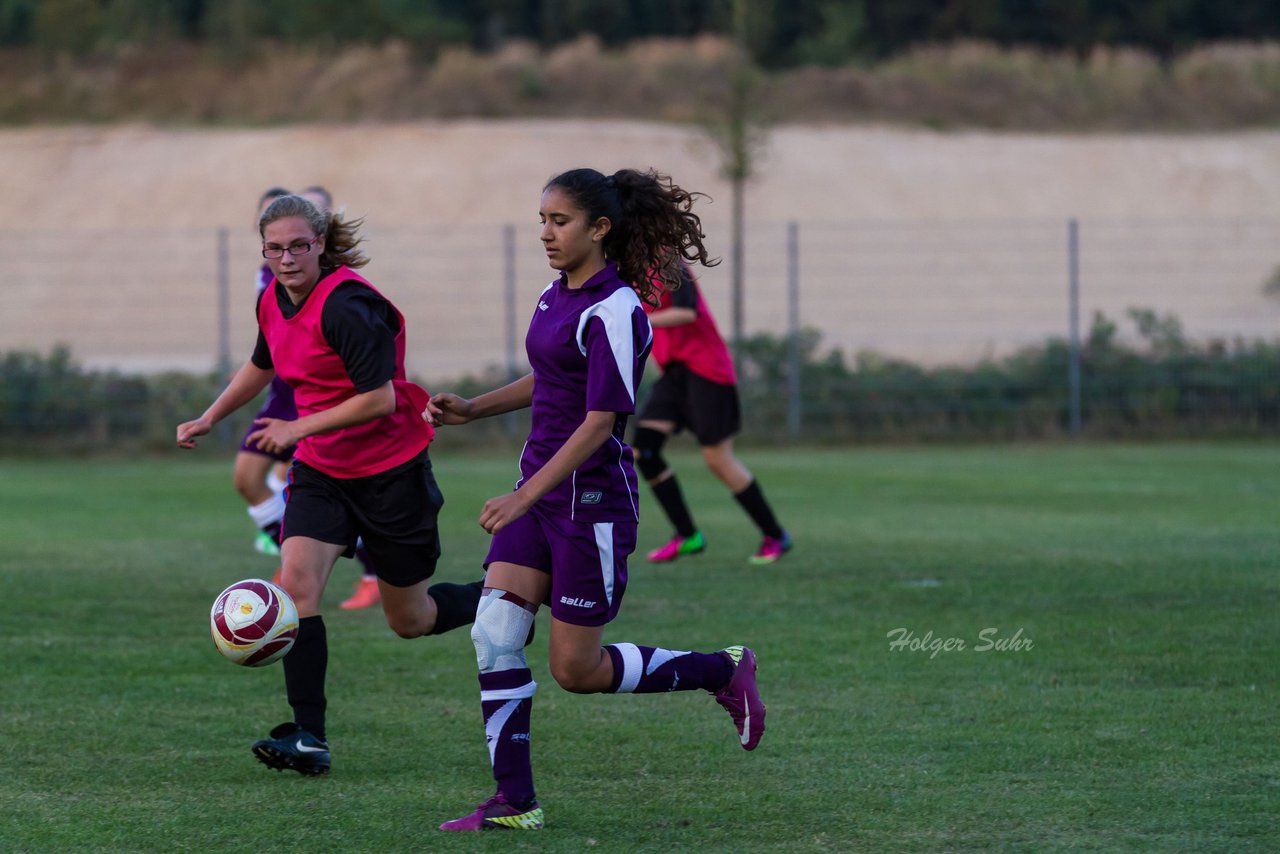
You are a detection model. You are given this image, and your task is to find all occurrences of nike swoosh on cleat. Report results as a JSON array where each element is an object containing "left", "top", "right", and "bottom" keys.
[
  {"left": 295, "top": 743, "right": 328, "bottom": 753},
  {"left": 739, "top": 713, "right": 751, "bottom": 746}
]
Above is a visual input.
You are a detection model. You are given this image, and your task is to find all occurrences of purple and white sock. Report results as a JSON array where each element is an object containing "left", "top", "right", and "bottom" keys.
[
  {"left": 604, "top": 643, "right": 733, "bottom": 694},
  {"left": 479, "top": 668, "right": 537, "bottom": 803}
]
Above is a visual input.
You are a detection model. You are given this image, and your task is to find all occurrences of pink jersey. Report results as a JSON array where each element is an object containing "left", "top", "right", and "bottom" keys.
[
  {"left": 257, "top": 266, "right": 432, "bottom": 478},
  {"left": 648, "top": 274, "right": 737, "bottom": 386}
]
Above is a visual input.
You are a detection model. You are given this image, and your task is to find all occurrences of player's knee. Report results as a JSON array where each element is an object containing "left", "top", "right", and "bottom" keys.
[
  {"left": 549, "top": 657, "right": 597, "bottom": 694},
  {"left": 472, "top": 589, "right": 534, "bottom": 674},
  {"left": 280, "top": 570, "right": 322, "bottom": 615},
  {"left": 701, "top": 443, "right": 744, "bottom": 480},
  {"left": 386, "top": 613, "right": 422, "bottom": 639},
  {"left": 632, "top": 427, "right": 669, "bottom": 481},
  {"left": 233, "top": 471, "right": 264, "bottom": 502}
]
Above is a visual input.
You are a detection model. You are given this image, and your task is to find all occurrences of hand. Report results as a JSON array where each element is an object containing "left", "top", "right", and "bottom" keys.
[
  {"left": 426, "top": 392, "right": 474, "bottom": 427},
  {"left": 177, "top": 416, "right": 213, "bottom": 449},
  {"left": 245, "top": 417, "right": 299, "bottom": 456},
  {"left": 478, "top": 490, "right": 533, "bottom": 535}
]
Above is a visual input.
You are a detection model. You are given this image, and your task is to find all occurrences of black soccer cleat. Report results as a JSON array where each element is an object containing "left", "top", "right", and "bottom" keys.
[{"left": 252, "top": 722, "right": 331, "bottom": 775}]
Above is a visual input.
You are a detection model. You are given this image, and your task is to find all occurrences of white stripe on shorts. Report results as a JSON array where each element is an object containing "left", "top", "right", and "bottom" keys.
[{"left": 593, "top": 521, "right": 616, "bottom": 607}]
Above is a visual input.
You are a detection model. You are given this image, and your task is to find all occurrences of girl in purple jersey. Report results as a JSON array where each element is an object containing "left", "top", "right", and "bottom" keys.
[
  {"left": 235, "top": 187, "right": 294, "bottom": 558},
  {"left": 427, "top": 168, "right": 766, "bottom": 832}
]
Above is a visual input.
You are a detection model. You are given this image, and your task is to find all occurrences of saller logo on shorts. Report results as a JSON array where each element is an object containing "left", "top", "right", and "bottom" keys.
[
  {"left": 560, "top": 596, "right": 596, "bottom": 608},
  {"left": 580, "top": 491, "right": 603, "bottom": 504}
]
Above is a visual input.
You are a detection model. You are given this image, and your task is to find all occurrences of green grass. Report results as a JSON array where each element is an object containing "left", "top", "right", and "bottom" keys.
[{"left": 0, "top": 443, "right": 1277, "bottom": 852}]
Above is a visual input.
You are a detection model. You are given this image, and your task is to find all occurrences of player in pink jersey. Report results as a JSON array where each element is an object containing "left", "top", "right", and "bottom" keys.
[
  {"left": 178, "top": 194, "right": 484, "bottom": 776},
  {"left": 427, "top": 168, "right": 765, "bottom": 832},
  {"left": 236, "top": 185, "right": 382, "bottom": 609},
  {"left": 634, "top": 264, "right": 792, "bottom": 565},
  {"left": 297, "top": 184, "right": 381, "bottom": 611}
]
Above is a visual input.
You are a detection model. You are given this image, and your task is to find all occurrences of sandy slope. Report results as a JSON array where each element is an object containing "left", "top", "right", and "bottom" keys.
[{"left": 4, "top": 120, "right": 1280, "bottom": 375}]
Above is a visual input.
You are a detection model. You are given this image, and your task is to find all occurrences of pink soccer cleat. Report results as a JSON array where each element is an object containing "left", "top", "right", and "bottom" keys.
[
  {"left": 339, "top": 576, "right": 381, "bottom": 610},
  {"left": 439, "top": 793, "right": 544, "bottom": 831},
  {"left": 749, "top": 531, "right": 793, "bottom": 565},
  {"left": 714, "top": 646, "right": 766, "bottom": 750},
  {"left": 646, "top": 530, "right": 706, "bottom": 563}
]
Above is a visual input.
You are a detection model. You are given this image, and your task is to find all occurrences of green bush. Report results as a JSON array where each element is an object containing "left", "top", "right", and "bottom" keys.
[
  {"left": 0, "top": 346, "right": 230, "bottom": 452},
  {"left": 737, "top": 308, "right": 1280, "bottom": 442},
  {"left": 4, "top": 311, "right": 1279, "bottom": 454}
]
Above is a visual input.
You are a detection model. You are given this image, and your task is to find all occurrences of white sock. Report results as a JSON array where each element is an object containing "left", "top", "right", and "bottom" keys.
[
  {"left": 247, "top": 492, "right": 286, "bottom": 529},
  {"left": 266, "top": 470, "right": 288, "bottom": 495}
]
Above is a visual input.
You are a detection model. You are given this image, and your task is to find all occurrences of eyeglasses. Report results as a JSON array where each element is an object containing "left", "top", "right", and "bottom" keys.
[{"left": 262, "top": 237, "right": 319, "bottom": 259}]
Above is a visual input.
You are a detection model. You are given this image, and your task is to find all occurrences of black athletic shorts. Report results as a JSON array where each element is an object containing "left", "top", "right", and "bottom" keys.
[
  {"left": 281, "top": 449, "right": 443, "bottom": 588},
  {"left": 637, "top": 362, "right": 741, "bottom": 446}
]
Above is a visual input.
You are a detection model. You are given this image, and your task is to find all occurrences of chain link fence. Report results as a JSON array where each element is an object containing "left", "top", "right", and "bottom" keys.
[{"left": 5, "top": 216, "right": 1280, "bottom": 443}]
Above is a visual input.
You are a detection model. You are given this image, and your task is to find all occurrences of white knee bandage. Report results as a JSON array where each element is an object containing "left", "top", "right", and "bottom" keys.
[{"left": 471, "top": 589, "right": 536, "bottom": 674}]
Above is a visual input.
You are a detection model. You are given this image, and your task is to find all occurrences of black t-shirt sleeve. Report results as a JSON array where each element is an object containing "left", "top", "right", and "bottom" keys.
[
  {"left": 251, "top": 289, "right": 273, "bottom": 369},
  {"left": 320, "top": 282, "right": 400, "bottom": 393},
  {"left": 670, "top": 267, "right": 699, "bottom": 312}
]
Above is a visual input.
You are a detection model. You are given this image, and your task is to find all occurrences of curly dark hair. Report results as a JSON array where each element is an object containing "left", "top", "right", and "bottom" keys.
[{"left": 544, "top": 167, "right": 718, "bottom": 305}]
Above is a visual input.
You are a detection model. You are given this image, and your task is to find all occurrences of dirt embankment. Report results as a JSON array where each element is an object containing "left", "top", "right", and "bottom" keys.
[
  {"left": 6, "top": 120, "right": 1280, "bottom": 229},
  {"left": 5, "top": 120, "right": 1280, "bottom": 375}
]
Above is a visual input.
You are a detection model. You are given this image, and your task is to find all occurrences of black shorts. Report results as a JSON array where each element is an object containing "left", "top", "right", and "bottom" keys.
[
  {"left": 638, "top": 363, "right": 741, "bottom": 446},
  {"left": 282, "top": 449, "right": 443, "bottom": 587}
]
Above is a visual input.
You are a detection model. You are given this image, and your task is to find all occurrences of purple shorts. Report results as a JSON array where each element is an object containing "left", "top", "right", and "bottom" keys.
[
  {"left": 484, "top": 504, "right": 636, "bottom": 626},
  {"left": 239, "top": 377, "right": 298, "bottom": 461}
]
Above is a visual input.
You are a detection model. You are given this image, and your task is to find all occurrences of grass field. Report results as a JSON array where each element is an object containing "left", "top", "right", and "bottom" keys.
[{"left": 1, "top": 443, "right": 1277, "bottom": 852}]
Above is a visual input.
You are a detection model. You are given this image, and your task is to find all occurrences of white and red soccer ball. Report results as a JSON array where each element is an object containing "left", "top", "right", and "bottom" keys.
[{"left": 210, "top": 579, "right": 299, "bottom": 666}]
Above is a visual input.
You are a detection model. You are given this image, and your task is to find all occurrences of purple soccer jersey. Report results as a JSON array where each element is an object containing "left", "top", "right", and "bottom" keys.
[
  {"left": 518, "top": 262, "right": 652, "bottom": 523},
  {"left": 256, "top": 262, "right": 274, "bottom": 295}
]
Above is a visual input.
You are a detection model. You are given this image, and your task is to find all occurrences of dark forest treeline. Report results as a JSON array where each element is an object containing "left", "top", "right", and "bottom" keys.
[{"left": 3, "top": 0, "right": 1279, "bottom": 67}]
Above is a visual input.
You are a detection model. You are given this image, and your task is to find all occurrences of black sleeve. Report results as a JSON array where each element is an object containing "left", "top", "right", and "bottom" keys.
[
  {"left": 251, "top": 289, "right": 272, "bottom": 369},
  {"left": 320, "top": 282, "right": 400, "bottom": 393},
  {"left": 670, "top": 267, "right": 699, "bottom": 312}
]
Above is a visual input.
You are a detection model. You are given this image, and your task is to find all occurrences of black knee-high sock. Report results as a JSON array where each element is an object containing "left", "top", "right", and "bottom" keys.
[
  {"left": 733, "top": 480, "right": 784, "bottom": 539},
  {"left": 652, "top": 475, "right": 698, "bottom": 538},
  {"left": 283, "top": 615, "right": 327, "bottom": 740},
  {"left": 263, "top": 520, "right": 282, "bottom": 544},
  {"left": 428, "top": 579, "right": 483, "bottom": 635}
]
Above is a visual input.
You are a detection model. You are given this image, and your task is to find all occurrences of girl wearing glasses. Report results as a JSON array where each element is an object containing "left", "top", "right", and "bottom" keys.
[
  {"left": 426, "top": 168, "right": 766, "bottom": 832},
  {"left": 177, "top": 194, "right": 482, "bottom": 776}
]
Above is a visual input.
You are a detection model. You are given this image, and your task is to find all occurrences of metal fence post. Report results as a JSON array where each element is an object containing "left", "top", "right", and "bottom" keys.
[
  {"left": 215, "top": 226, "right": 232, "bottom": 443},
  {"left": 502, "top": 223, "right": 518, "bottom": 437},
  {"left": 786, "top": 220, "right": 801, "bottom": 438},
  {"left": 503, "top": 223, "right": 517, "bottom": 381},
  {"left": 730, "top": 181, "right": 745, "bottom": 380},
  {"left": 216, "top": 226, "right": 231, "bottom": 376},
  {"left": 1068, "top": 217, "right": 1082, "bottom": 436}
]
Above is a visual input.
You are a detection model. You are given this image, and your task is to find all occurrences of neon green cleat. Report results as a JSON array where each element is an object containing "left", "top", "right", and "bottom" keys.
[
  {"left": 646, "top": 530, "right": 706, "bottom": 563},
  {"left": 439, "top": 794, "right": 544, "bottom": 831},
  {"left": 254, "top": 530, "right": 281, "bottom": 556}
]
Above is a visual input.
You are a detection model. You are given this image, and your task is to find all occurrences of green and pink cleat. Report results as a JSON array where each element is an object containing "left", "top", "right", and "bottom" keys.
[{"left": 646, "top": 530, "right": 707, "bottom": 563}]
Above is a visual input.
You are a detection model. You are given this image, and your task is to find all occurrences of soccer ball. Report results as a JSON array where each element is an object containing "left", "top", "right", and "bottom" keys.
[{"left": 210, "top": 578, "right": 299, "bottom": 667}]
